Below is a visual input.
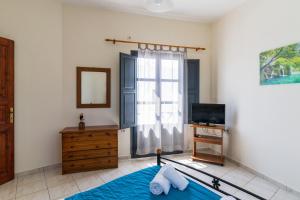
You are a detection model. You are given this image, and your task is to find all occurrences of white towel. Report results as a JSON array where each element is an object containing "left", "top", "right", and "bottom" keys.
[
  {"left": 149, "top": 165, "right": 171, "bottom": 195},
  {"left": 162, "top": 164, "right": 189, "bottom": 191}
]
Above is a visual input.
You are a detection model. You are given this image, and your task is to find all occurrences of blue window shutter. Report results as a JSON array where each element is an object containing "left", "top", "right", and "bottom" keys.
[
  {"left": 187, "top": 59, "right": 200, "bottom": 123},
  {"left": 120, "top": 53, "right": 137, "bottom": 129}
]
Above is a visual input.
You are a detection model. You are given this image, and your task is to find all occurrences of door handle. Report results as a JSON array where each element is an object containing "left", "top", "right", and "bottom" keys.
[{"left": 9, "top": 107, "right": 13, "bottom": 124}]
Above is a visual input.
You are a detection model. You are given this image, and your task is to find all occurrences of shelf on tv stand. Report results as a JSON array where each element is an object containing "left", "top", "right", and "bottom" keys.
[
  {"left": 190, "top": 124, "right": 225, "bottom": 166},
  {"left": 191, "top": 124, "right": 225, "bottom": 131},
  {"left": 192, "top": 153, "right": 224, "bottom": 165}
]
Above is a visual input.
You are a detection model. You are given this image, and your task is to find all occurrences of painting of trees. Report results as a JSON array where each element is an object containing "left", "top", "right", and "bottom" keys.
[{"left": 260, "top": 42, "right": 300, "bottom": 85}]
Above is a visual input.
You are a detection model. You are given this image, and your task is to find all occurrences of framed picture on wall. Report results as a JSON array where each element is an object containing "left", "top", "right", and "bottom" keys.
[{"left": 260, "top": 42, "right": 300, "bottom": 85}]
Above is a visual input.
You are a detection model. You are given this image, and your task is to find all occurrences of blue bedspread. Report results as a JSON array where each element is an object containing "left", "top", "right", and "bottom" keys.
[{"left": 66, "top": 166, "right": 221, "bottom": 200}]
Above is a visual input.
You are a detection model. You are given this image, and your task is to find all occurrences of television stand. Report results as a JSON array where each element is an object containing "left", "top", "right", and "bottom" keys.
[
  {"left": 191, "top": 124, "right": 225, "bottom": 166},
  {"left": 207, "top": 123, "right": 217, "bottom": 127}
]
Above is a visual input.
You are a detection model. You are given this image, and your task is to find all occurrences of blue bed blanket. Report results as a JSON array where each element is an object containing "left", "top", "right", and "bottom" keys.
[{"left": 66, "top": 166, "right": 221, "bottom": 200}]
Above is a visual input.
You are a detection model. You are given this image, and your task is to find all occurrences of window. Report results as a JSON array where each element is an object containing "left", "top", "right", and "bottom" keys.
[
  {"left": 119, "top": 51, "right": 199, "bottom": 156},
  {"left": 161, "top": 59, "right": 180, "bottom": 125},
  {"left": 137, "top": 58, "right": 156, "bottom": 125},
  {"left": 137, "top": 57, "right": 181, "bottom": 126}
]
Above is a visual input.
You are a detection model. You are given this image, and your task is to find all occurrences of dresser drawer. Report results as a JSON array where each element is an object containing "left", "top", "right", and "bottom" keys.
[
  {"left": 62, "top": 131, "right": 117, "bottom": 143},
  {"left": 63, "top": 148, "right": 117, "bottom": 161},
  {"left": 62, "top": 139, "right": 117, "bottom": 152},
  {"left": 60, "top": 125, "right": 119, "bottom": 174},
  {"left": 62, "top": 157, "right": 118, "bottom": 174}
]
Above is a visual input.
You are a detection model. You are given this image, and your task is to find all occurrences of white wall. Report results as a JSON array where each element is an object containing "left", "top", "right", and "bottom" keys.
[
  {"left": 212, "top": 0, "right": 300, "bottom": 191},
  {"left": 62, "top": 4, "right": 212, "bottom": 157},
  {"left": 0, "top": 0, "right": 63, "bottom": 173}
]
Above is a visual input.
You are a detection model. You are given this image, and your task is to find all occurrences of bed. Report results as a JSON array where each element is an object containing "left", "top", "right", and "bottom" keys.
[{"left": 65, "top": 150, "right": 266, "bottom": 200}]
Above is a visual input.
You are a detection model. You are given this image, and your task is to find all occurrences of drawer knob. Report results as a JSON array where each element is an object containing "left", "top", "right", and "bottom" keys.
[
  {"left": 106, "top": 132, "right": 110, "bottom": 136},
  {"left": 88, "top": 134, "right": 92, "bottom": 137}
]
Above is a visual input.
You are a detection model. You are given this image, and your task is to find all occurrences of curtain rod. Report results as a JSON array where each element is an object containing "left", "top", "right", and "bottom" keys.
[{"left": 105, "top": 38, "right": 205, "bottom": 51}]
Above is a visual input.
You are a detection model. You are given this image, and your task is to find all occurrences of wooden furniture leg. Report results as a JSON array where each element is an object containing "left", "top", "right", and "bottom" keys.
[{"left": 193, "top": 127, "right": 197, "bottom": 156}]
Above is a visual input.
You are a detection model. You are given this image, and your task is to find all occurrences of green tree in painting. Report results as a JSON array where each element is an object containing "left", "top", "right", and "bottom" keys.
[{"left": 260, "top": 43, "right": 300, "bottom": 85}]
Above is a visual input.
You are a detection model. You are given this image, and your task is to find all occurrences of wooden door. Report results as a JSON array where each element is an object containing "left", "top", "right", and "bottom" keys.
[{"left": 0, "top": 37, "right": 14, "bottom": 185}]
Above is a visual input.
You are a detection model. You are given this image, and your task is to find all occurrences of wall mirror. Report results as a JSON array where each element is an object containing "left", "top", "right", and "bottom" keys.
[{"left": 77, "top": 67, "right": 111, "bottom": 108}]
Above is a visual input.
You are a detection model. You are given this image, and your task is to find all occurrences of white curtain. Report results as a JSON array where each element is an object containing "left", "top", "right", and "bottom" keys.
[{"left": 136, "top": 48, "right": 186, "bottom": 155}]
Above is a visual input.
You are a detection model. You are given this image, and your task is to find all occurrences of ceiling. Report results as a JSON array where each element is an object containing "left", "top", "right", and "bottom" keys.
[{"left": 63, "top": 0, "right": 248, "bottom": 22}]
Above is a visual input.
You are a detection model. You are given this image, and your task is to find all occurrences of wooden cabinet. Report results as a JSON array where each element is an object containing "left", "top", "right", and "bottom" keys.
[{"left": 60, "top": 125, "right": 119, "bottom": 174}]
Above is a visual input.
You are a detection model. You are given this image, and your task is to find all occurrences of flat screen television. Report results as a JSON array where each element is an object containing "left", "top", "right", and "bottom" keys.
[{"left": 191, "top": 103, "right": 225, "bottom": 125}]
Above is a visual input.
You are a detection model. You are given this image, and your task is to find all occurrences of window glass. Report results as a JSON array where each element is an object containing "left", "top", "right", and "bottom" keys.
[
  {"left": 137, "top": 81, "right": 156, "bottom": 102},
  {"left": 137, "top": 104, "right": 156, "bottom": 125},
  {"left": 161, "top": 59, "right": 178, "bottom": 80},
  {"left": 137, "top": 58, "right": 156, "bottom": 79},
  {"left": 161, "top": 104, "right": 178, "bottom": 124},
  {"left": 161, "top": 82, "right": 178, "bottom": 102},
  {"left": 137, "top": 56, "right": 181, "bottom": 126}
]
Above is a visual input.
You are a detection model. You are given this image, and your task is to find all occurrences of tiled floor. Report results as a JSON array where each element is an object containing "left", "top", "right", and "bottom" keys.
[{"left": 0, "top": 154, "right": 299, "bottom": 200}]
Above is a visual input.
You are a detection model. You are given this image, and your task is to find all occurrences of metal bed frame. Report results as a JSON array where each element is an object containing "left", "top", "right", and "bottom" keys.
[{"left": 156, "top": 149, "right": 266, "bottom": 200}]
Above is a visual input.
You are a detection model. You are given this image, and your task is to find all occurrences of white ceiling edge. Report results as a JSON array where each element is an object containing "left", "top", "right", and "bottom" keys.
[{"left": 63, "top": 0, "right": 247, "bottom": 23}]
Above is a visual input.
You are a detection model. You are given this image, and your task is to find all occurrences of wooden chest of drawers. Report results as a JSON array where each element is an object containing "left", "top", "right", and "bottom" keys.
[{"left": 60, "top": 125, "right": 119, "bottom": 174}]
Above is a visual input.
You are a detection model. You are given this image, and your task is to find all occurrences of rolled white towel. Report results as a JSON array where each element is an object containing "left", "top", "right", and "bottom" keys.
[
  {"left": 149, "top": 166, "right": 171, "bottom": 195},
  {"left": 221, "top": 196, "right": 236, "bottom": 200},
  {"left": 162, "top": 164, "right": 189, "bottom": 191}
]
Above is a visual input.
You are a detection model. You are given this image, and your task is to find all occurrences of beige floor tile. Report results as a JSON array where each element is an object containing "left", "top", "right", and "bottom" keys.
[
  {"left": 74, "top": 174, "right": 104, "bottom": 192},
  {"left": 46, "top": 174, "right": 73, "bottom": 188},
  {"left": 219, "top": 183, "right": 239, "bottom": 196},
  {"left": 0, "top": 181, "right": 17, "bottom": 200},
  {"left": 272, "top": 189, "right": 300, "bottom": 200},
  {"left": 16, "top": 190, "right": 49, "bottom": 200},
  {"left": 182, "top": 167, "right": 212, "bottom": 183},
  {"left": 244, "top": 177, "right": 279, "bottom": 199},
  {"left": 16, "top": 180, "right": 47, "bottom": 197},
  {"left": 98, "top": 168, "right": 125, "bottom": 183},
  {"left": 0, "top": 179, "right": 17, "bottom": 189},
  {"left": 204, "top": 160, "right": 237, "bottom": 178},
  {"left": 234, "top": 191, "right": 259, "bottom": 200},
  {"left": 117, "top": 164, "right": 134, "bottom": 175},
  {"left": 71, "top": 170, "right": 98, "bottom": 180},
  {"left": 48, "top": 181, "right": 79, "bottom": 200},
  {"left": 17, "top": 172, "right": 45, "bottom": 186},
  {"left": 181, "top": 159, "right": 210, "bottom": 170},
  {"left": 222, "top": 167, "right": 255, "bottom": 187}
]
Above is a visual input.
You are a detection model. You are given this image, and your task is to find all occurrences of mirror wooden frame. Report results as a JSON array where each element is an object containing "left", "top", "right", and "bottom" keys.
[{"left": 77, "top": 67, "right": 111, "bottom": 108}]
